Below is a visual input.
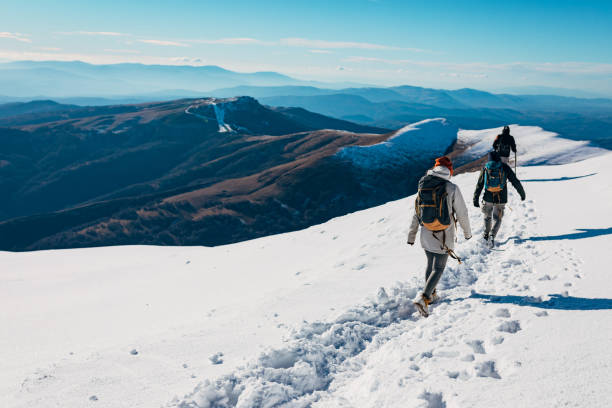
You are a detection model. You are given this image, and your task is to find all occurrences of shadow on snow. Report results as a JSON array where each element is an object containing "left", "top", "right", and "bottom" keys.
[
  {"left": 521, "top": 173, "right": 597, "bottom": 182},
  {"left": 470, "top": 292, "right": 612, "bottom": 311},
  {"left": 500, "top": 227, "right": 612, "bottom": 244}
]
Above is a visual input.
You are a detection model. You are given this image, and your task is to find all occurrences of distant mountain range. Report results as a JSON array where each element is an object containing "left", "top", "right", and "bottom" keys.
[
  {"left": 208, "top": 85, "right": 612, "bottom": 149},
  {"left": 0, "top": 60, "right": 315, "bottom": 98},
  {"left": 0, "top": 97, "right": 458, "bottom": 251},
  {"left": 2, "top": 62, "right": 609, "bottom": 149}
]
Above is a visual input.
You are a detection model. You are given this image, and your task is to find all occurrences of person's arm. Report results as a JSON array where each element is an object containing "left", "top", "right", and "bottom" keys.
[
  {"left": 473, "top": 168, "right": 485, "bottom": 207},
  {"left": 407, "top": 200, "right": 420, "bottom": 244},
  {"left": 492, "top": 135, "right": 500, "bottom": 150},
  {"left": 453, "top": 185, "right": 472, "bottom": 239},
  {"left": 505, "top": 164, "right": 525, "bottom": 199},
  {"left": 510, "top": 135, "right": 517, "bottom": 153}
]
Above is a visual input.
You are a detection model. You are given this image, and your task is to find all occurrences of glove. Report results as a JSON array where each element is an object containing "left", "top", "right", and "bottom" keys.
[{"left": 473, "top": 199, "right": 480, "bottom": 208}]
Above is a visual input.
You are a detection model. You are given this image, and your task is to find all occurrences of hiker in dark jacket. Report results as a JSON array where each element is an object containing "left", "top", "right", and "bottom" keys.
[
  {"left": 408, "top": 156, "right": 471, "bottom": 317},
  {"left": 493, "top": 125, "right": 516, "bottom": 165},
  {"left": 473, "top": 151, "right": 525, "bottom": 248}
]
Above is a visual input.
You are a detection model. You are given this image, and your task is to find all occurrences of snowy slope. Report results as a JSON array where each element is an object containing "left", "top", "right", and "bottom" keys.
[
  {"left": 336, "top": 118, "right": 456, "bottom": 169},
  {"left": 1, "top": 134, "right": 611, "bottom": 407},
  {"left": 456, "top": 124, "right": 607, "bottom": 167}
]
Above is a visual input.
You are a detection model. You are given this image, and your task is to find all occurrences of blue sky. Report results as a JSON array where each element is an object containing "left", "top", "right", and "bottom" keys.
[{"left": 1, "top": 0, "right": 611, "bottom": 94}]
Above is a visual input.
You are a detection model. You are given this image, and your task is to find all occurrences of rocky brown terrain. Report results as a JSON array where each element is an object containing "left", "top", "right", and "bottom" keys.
[{"left": 0, "top": 97, "right": 455, "bottom": 251}]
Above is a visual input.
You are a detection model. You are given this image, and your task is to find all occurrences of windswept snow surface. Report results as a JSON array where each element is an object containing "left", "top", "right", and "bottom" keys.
[
  {"left": 212, "top": 103, "right": 233, "bottom": 133},
  {"left": 336, "top": 118, "right": 456, "bottom": 169},
  {"left": 2, "top": 145, "right": 611, "bottom": 407},
  {"left": 456, "top": 124, "right": 607, "bottom": 167},
  {"left": 184, "top": 98, "right": 234, "bottom": 133}
]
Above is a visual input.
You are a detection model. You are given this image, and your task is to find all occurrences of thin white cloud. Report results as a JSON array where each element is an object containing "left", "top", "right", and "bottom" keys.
[
  {"left": 280, "top": 37, "right": 401, "bottom": 50},
  {"left": 103, "top": 48, "right": 141, "bottom": 54},
  {"left": 522, "top": 61, "right": 612, "bottom": 75},
  {"left": 190, "top": 37, "right": 264, "bottom": 45},
  {"left": 0, "top": 49, "right": 199, "bottom": 66},
  {"left": 138, "top": 39, "right": 189, "bottom": 47},
  {"left": 73, "top": 35, "right": 427, "bottom": 53},
  {"left": 309, "top": 49, "right": 333, "bottom": 54},
  {"left": 0, "top": 32, "right": 31, "bottom": 43},
  {"left": 187, "top": 37, "right": 403, "bottom": 50},
  {"left": 345, "top": 56, "right": 612, "bottom": 76},
  {"left": 58, "top": 31, "right": 127, "bottom": 37}
]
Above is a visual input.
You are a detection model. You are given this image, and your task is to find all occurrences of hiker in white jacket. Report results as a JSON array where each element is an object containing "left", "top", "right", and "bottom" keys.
[{"left": 407, "top": 156, "right": 472, "bottom": 317}]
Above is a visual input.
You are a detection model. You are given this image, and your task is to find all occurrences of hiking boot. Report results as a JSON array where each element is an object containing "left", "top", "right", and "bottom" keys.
[
  {"left": 487, "top": 235, "right": 495, "bottom": 249},
  {"left": 482, "top": 232, "right": 489, "bottom": 241},
  {"left": 431, "top": 289, "right": 440, "bottom": 304},
  {"left": 414, "top": 293, "right": 431, "bottom": 317}
]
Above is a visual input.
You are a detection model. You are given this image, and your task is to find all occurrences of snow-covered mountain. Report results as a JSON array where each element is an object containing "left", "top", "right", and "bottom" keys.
[
  {"left": 1, "top": 126, "right": 610, "bottom": 408},
  {"left": 337, "top": 118, "right": 456, "bottom": 169},
  {"left": 455, "top": 124, "right": 607, "bottom": 167}
]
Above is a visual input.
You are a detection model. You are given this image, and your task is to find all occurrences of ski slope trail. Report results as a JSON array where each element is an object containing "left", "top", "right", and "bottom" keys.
[{"left": 171, "top": 163, "right": 602, "bottom": 407}]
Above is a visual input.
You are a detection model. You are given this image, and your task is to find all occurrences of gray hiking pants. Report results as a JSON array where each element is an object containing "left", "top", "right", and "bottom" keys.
[
  {"left": 424, "top": 250, "right": 449, "bottom": 298},
  {"left": 482, "top": 201, "right": 505, "bottom": 238}
]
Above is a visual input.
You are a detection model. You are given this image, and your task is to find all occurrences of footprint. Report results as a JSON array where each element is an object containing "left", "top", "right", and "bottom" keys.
[
  {"left": 435, "top": 350, "right": 460, "bottom": 358},
  {"left": 491, "top": 336, "right": 504, "bottom": 345},
  {"left": 475, "top": 360, "right": 501, "bottom": 379},
  {"left": 461, "top": 354, "right": 475, "bottom": 362},
  {"left": 418, "top": 391, "right": 447, "bottom": 408},
  {"left": 494, "top": 308, "right": 511, "bottom": 318},
  {"left": 497, "top": 320, "right": 521, "bottom": 333},
  {"left": 419, "top": 351, "right": 433, "bottom": 360},
  {"left": 466, "top": 340, "right": 485, "bottom": 354},
  {"left": 535, "top": 311, "right": 548, "bottom": 317}
]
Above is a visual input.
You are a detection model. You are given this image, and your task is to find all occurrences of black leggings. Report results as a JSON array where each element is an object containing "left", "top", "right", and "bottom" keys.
[{"left": 424, "top": 250, "right": 449, "bottom": 298}]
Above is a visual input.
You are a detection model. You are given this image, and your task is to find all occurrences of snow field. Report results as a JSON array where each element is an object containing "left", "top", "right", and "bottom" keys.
[
  {"left": 169, "top": 152, "right": 612, "bottom": 407},
  {"left": 336, "top": 119, "right": 456, "bottom": 169},
  {"left": 1, "top": 129, "right": 610, "bottom": 407},
  {"left": 456, "top": 124, "right": 607, "bottom": 167},
  {"left": 171, "top": 179, "right": 541, "bottom": 407}
]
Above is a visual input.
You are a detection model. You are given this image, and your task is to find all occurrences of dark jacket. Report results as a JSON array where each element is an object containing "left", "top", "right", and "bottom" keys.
[
  {"left": 473, "top": 163, "right": 525, "bottom": 205},
  {"left": 493, "top": 133, "right": 516, "bottom": 158}
]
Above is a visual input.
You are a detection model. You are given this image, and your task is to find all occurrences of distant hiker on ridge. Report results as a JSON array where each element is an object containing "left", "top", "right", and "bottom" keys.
[
  {"left": 408, "top": 156, "right": 472, "bottom": 317},
  {"left": 493, "top": 125, "right": 517, "bottom": 165},
  {"left": 473, "top": 151, "right": 526, "bottom": 248}
]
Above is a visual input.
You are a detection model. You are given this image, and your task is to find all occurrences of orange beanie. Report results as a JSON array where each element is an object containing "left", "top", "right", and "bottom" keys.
[{"left": 434, "top": 156, "right": 453, "bottom": 175}]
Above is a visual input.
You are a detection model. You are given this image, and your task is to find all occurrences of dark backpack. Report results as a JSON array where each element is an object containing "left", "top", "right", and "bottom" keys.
[
  {"left": 484, "top": 161, "right": 506, "bottom": 192},
  {"left": 495, "top": 134, "right": 512, "bottom": 156},
  {"left": 415, "top": 175, "right": 451, "bottom": 231}
]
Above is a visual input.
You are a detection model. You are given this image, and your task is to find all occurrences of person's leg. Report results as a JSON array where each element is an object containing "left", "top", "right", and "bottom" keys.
[
  {"left": 424, "top": 250, "right": 435, "bottom": 282},
  {"left": 491, "top": 204, "right": 505, "bottom": 237},
  {"left": 481, "top": 201, "right": 493, "bottom": 238},
  {"left": 423, "top": 252, "right": 449, "bottom": 298}
]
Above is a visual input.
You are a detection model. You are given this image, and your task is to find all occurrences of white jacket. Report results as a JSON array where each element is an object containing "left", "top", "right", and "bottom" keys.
[{"left": 407, "top": 166, "right": 472, "bottom": 254}]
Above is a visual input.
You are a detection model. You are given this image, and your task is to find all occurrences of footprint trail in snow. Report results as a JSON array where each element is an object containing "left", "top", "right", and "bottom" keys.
[{"left": 169, "top": 192, "right": 582, "bottom": 408}]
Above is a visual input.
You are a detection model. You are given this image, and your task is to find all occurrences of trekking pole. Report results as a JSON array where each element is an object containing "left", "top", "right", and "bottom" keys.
[{"left": 514, "top": 151, "right": 517, "bottom": 176}]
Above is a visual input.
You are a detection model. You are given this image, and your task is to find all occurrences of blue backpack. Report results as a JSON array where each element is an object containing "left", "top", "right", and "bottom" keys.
[{"left": 484, "top": 161, "right": 506, "bottom": 192}]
